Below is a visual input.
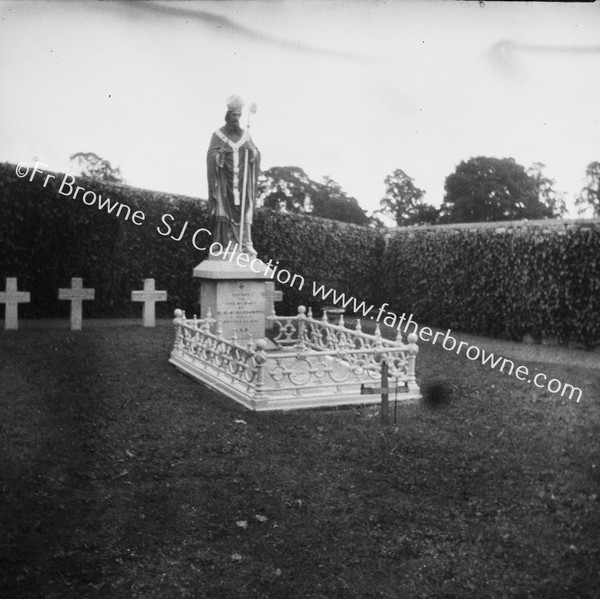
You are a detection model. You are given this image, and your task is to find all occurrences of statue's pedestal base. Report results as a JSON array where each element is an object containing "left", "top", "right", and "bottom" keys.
[{"left": 193, "top": 254, "right": 274, "bottom": 344}]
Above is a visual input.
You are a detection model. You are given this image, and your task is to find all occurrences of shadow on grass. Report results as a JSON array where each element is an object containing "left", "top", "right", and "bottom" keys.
[{"left": 0, "top": 326, "right": 599, "bottom": 598}]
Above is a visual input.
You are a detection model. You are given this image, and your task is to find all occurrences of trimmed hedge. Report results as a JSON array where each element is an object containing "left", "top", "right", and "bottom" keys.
[
  {"left": 253, "top": 210, "right": 385, "bottom": 314},
  {"left": 0, "top": 163, "right": 211, "bottom": 318},
  {"left": 382, "top": 221, "right": 600, "bottom": 349},
  {"left": 0, "top": 162, "right": 384, "bottom": 319}
]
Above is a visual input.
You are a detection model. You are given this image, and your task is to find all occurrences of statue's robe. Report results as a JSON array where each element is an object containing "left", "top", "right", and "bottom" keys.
[{"left": 207, "top": 128, "right": 260, "bottom": 253}]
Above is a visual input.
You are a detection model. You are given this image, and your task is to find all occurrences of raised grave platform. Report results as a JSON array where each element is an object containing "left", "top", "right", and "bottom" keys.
[{"left": 169, "top": 306, "right": 421, "bottom": 411}]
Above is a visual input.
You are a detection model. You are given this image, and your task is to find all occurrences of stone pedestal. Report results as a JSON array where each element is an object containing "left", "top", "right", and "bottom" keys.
[{"left": 193, "top": 253, "right": 275, "bottom": 343}]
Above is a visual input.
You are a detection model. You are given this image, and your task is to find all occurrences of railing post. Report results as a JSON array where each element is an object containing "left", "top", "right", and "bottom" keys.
[
  {"left": 173, "top": 309, "right": 185, "bottom": 347},
  {"left": 296, "top": 305, "right": 307, "bottom": 350},
  {"left": 406, "top": 332, "right": 419, "bottom": 392},
  {"left": 253, "top": 339, "right": 268, "bottom": 399}
]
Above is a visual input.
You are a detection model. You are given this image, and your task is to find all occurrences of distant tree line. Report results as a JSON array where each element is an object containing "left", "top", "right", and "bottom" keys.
[
  {"left": 575, "top": 161, "right": 600, "bottom": 218},
  {"left": 377, "top": 158, "right": 599, "bottom": 227},
  {"left": 69, "top": 152, "right": 125, "bottom": 185},
  {"left": 257, "top": 167, "right": 370, "bottom": 226},
  {"left": 71, "top": 152, "right": 600, "bottom": 227}
]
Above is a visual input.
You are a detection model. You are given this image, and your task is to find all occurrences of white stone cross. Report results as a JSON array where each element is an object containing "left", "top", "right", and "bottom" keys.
[
  {"left": 0, "top": 277, "right": 30, "bottom": 330},
  {"left": 264, "top": 281, "right": 284, "bottom": 330},
  {"left": 131, "top": 278, "right": 167, "bottom": 327},
  {"left": 58, "top": 278, "right": 95, "bottom": 330},
  {"left": 264, "top": 281, "right": 283, "bottom": 314}
]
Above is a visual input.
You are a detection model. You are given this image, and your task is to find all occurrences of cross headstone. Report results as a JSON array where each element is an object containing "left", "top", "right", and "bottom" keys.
[
  {"left": 264, "top": 281, "right": 284, "bottom": 330},
  {"left": 131, "top": 278, "right": 167, "bottom": 327},
  {"left": 0, "top": 277, "right": 30, "bottom": 330},
  {"left": 58, "top": 277, "right": 95, "bottom": 330}
]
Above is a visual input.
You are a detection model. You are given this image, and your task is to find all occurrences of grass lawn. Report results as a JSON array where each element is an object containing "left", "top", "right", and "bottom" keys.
[{"left": 1, "top": 325, "right": 599, "bottom": 598}]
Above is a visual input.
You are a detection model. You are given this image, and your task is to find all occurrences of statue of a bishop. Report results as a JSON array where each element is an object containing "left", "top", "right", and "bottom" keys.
[{"left": 207, "top": 95, "right": 260, "bottom": 256}]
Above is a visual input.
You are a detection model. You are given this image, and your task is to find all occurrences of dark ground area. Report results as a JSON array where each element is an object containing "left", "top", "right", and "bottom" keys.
[{"left": 1, "top": 325, "right": 599, "bottom": 598}]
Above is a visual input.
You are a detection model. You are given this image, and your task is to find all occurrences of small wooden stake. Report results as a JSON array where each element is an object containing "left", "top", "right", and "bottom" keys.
[{"left": 381, "top": 360, "right": 389, "bottom": 424}]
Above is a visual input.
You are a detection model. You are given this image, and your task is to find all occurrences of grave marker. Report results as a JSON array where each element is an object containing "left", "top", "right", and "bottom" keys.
[
  {"left": 264, "top": 281, "right": 283, "bottom": 330},
  {"left": 0, "top": 277, "right": 30, "bottom": 330},
  {"left": 58, "top": 277, "right": 95, "bottom": 330},
  {"left": 131, "top": 278, "right": 167, "bottom": 327}
]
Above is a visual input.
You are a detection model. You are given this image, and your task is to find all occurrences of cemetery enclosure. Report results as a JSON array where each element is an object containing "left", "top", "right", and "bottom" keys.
[
  {"left": 1, "top": 162, "right": 599, "bottom": 348},
  {"left": 0, "top": 163, "right": 382, "bottom": 321}
]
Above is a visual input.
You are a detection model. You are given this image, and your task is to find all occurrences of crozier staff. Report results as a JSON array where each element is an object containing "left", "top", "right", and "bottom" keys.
[{"left": 207, "top": 95, "right": 260, "bottom": 257}]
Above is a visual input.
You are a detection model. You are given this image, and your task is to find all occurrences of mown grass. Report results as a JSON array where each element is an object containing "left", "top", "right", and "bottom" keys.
[{"left": 0, "top": 326, "right": 599, "bottom": 598}]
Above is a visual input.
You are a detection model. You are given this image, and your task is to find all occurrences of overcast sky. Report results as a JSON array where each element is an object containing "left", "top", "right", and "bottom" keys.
[{"left": 1, "top": 0, "right": 599, "bottom": 216}]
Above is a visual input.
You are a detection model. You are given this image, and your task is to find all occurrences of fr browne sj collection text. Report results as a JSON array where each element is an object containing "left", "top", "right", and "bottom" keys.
[{"left": 16, "top": 161, "right": 213, "bottom": 250}]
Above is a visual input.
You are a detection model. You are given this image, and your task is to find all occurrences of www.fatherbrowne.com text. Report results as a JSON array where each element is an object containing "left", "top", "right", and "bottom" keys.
[
  {"left": 310, "top": 282, "right": 583, "bottom": 403},
  {"left": 16, "top": 161, "right": 584, "bottom": 402}
]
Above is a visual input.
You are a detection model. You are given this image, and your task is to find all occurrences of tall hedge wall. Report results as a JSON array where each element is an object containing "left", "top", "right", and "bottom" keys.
[
  {"left": 2, "top": 161, "right": 599, "bottom": 349},
  {"left": 253, "top": 210, "right": 385, "bottom": 314},
  {"left": 382, "top": 221, "right": 600, "bottom": 349},
  {"left": 0, "top": 162, "right": 384, "bottom": 319}
]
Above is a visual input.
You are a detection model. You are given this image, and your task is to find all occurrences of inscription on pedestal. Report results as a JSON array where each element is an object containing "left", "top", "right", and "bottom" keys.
[
  {"left": 201, "top": 280, "right": 266, "bottom": 342},
  {"left": 195, "top": 256, "right": 275, "bottom": 343},
  {"left": 219, "top": 281, "right": 264, "bottom": 338}
]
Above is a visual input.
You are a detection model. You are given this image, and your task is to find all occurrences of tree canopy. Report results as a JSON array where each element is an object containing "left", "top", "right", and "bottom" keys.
[
  {"left": 69, "top": 152, "right": 124, "bottom": 184},
  {"left": 257, "top": 166, "right": 316, "bottom": 213},
  {"left": 310, "top": 176, "right": 369, "bottom": 225},
  {"left": 378, "top": 168, "right": 439, "bottom": 226},
  {"left": 575, "top": 161, "right": 600, "bottom": 217},
  {"left": 258, "top": 166, "right": 369, "bottom": 225},
  {"left": 439, "top": 157, "right": 557, "bottom": 224},
  {"left": 527, "top": 162, "right": 567, "bottom": 218}
]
